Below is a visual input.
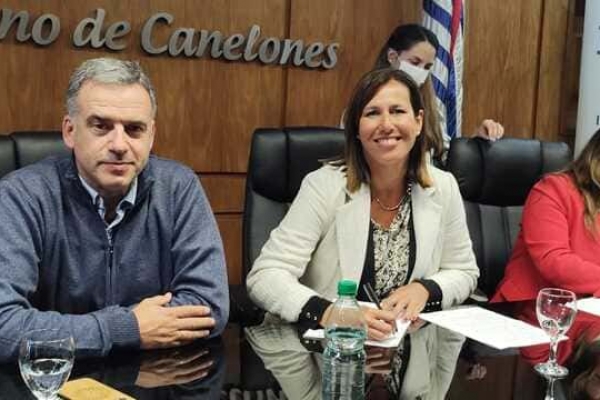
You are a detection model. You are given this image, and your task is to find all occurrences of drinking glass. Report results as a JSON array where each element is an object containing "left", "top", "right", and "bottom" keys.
[
  {"left": 18, "top": 329, "right": 75, "bottom": 400},
  {"left": 535, "top": 288, "right": 577, "bottom": 378}
]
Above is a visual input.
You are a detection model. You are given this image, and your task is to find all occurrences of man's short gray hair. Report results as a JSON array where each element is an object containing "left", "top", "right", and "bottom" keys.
[{"left": 66, "top": 58, "right": 157, "bottom": 117}]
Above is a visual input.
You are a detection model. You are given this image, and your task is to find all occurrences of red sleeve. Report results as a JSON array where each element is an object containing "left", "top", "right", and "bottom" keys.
[{"left": 521, "top": 176, "right": 600, "bottom": 296}]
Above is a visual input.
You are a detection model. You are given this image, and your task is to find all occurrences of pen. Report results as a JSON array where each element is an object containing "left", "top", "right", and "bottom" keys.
[{"left": 362, "top": 283, "right": 397, "bottom": 334}]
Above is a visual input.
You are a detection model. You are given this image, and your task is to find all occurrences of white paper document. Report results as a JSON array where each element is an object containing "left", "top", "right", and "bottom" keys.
[
  {"left": 574, "top": 297, "right": 600, "bottom": 317},
  {"left": 302, "top": 301, "right": 412, "bottom": 348},
  {"left": 419, "top": 306, "right": 553, "bottom": 350},
  {"left": 303, "top": 318, "right": 411, "bottom": 348}
]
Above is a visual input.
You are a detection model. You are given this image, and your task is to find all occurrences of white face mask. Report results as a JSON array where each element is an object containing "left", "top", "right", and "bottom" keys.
[{"left": 399, "top": 61, "right": 430, "bottom": 87}]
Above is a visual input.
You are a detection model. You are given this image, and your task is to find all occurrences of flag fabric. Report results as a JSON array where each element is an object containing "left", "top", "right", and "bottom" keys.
[{"left": 422, "top": 0, "right": 464, "bottom": 142}]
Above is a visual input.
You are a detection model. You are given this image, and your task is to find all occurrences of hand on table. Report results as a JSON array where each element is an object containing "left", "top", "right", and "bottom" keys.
[{"left": 133, "top": 292, "right": 215, "bottom": 349}]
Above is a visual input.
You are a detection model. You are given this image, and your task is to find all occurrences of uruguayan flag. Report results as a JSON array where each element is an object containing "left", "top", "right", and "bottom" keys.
[{"left": 423, "top": 0, "right": 464, "bottom": 141}]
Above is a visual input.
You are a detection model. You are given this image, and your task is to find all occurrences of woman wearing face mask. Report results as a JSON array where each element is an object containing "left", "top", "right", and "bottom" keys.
[{"left": 373, "top": 23, "right": 504, "bottom": 164}]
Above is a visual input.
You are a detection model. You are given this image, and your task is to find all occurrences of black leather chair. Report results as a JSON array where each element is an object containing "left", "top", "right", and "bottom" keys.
[
  {"left": 231, "top": 126, "right": 345, "bottom": 323},
  {"left": 0, "top": 135, "right": 16, "bottom": 178},
  {"left": 230, "top": 126, "right": 344, "bottom": 391},
  {"left": 12, "top": 131, "right": 70, "bottom": 168},
  {"left": 0, "top": 131, "right": 69, "bottom": 178},
  {"left": 446, "top": 137, "right": 572, "bottom": 300},
  {"left": 242, "top": 127, "right": 346, "bottom": 279}
]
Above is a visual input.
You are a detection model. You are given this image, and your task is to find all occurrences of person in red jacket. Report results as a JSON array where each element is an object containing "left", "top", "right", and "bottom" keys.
[{"left": 492, "top": 127, "right": 600, "bottom": 304}]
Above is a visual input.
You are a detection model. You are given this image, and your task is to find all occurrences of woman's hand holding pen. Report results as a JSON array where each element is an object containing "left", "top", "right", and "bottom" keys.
[
  {"left": 361, "top": 307, "right": 397, "bottom": 341},
  {"left": 383, "top": 282, "right": 429, "bottom": 321},
  {"left": 362, "top": 283, "right": 398, "bottom": 341},
  {"left": 319, "top": 298, "right": 395, "bottom": 341}
]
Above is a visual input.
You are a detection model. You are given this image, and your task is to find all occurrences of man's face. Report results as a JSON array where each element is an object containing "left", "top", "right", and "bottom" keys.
[{"left": 62, "top": 81, "right": 155, "bottom": 200}]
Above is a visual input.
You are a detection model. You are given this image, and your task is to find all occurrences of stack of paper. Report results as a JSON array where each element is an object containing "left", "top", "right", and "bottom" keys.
[{"left": 419, "top": 306, "right": 554, "bottom": 350}]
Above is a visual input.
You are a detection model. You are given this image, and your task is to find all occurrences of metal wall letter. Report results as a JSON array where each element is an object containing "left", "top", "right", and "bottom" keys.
[
  {"left": 30, "top": 14, "right": 60, "bottom": 45},
  {"left": 0, "top": 8, "right": 340, "bottom": 69},
  {"left": 141, "top": 12, "right": 172, "bottom": 55}
]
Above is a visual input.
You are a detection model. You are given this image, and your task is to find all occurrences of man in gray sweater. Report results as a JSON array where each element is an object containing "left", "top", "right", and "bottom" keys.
[{"left": 0, "top": 58, "right": 229, "bottom": 361}]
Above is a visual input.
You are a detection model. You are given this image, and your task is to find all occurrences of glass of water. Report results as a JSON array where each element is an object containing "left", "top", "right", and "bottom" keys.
[
  {"left": 18, "top": 329, "right": 75, "bottom": 400},
  {"left": 535, "top": 288, "right": 577, "bottom": 378}
]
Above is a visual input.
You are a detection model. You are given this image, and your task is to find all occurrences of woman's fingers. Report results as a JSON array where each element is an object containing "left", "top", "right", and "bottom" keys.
[
  {"left": 384, "top": 283, "right": 429, "bottom": 320},
  {"left": 478, "top": 119, "right": 505, "bottom": 141},
  {"left": 362, "top": 307, "right": 396, "bottom": 340}
]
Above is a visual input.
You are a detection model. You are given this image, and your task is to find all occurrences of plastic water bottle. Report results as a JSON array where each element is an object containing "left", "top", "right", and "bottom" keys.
[{"left": 322, "top": 279, "right": 367, "bottom": 400}]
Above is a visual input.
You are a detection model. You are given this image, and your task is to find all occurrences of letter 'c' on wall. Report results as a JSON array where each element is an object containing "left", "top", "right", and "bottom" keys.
[{"left": 141, "top": 12, "right": 173, "bottom": 55}]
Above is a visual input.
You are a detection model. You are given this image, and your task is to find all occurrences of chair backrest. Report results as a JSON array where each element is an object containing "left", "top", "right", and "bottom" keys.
[
  {"left": 0, "top": 131, "right": 69, "bottom": 178},
  {"left": 12, "top": 131, "right": 70, "bottom": 169},
  {"left": 0, "top": 135, "right": 16, "bottom": 178},
  {"left": 242, "top": 127, "right": 345, "bottom": 278},
  {"left": 234, "top": 127, "right": 344, "bottom": 383},
  {"left": 446, "top": 137, "right": 572, "bottom": 297}
]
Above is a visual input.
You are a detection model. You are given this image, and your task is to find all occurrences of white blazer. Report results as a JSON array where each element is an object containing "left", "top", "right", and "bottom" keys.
[{"left": 247, "top": 164, "right": 478, "bottom": 322}]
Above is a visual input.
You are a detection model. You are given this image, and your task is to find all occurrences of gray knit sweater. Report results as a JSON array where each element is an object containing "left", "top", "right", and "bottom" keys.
[{"left": 0, "top": 155, "right": 229, "bottom": 361}]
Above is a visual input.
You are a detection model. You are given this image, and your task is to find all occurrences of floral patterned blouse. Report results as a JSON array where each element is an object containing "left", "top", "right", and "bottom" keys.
[{"left": 371, "top": 187, "right": 412, "bottom": 298}]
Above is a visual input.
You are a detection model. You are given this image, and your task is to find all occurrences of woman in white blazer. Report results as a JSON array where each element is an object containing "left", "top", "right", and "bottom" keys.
[{"left": 247, "top": 68, "right": 478, "bottom": 341}]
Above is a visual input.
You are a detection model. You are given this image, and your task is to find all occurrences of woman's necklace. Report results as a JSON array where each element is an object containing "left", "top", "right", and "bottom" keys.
[
  {"left": 374, "top": 197, "right": 402, "bottom": 211},
  {"left": 373, "top": 181, "right": 413, "bottom": 212}
]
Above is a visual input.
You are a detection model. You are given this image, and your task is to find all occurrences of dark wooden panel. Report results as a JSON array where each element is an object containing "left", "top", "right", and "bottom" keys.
[
  {"left": 464, "top": 0, "right": 543, "bottom": 139},
  {"left": 1, "top": 0, "right": 576, "bottom": 165},
  {"left": 0, "top": 1, "right": 71, "bottom": 132},
  {"left": 201, "top": 174, "right": 246, "bottom": 213},
  {"left": 147, "top": 0, "right": 286, "bottom": 173},
  {"left": 285, "top": 0, "right": 420, "bottom": 126},
  {"left": 535, "top": 0, "right": 570, "bottom": 142},
  {"left": 0, "top": 0, "right": 286, "bottom": 172},
  {"left": 558, "top": 0, "right": 583, "bottom": 147},
  {"left": 216, "top": 214, "right": 242, "bottom": 285}
]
